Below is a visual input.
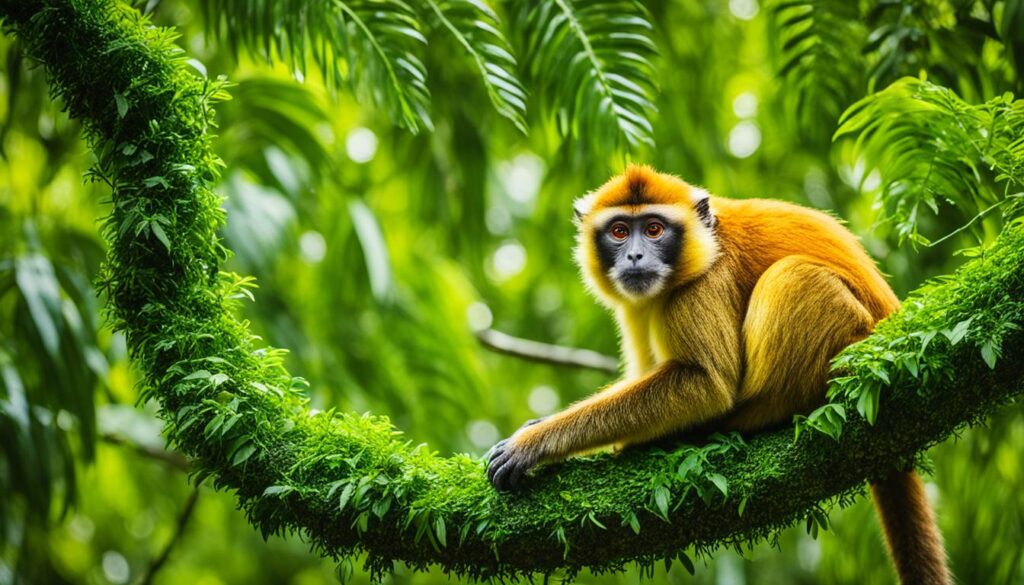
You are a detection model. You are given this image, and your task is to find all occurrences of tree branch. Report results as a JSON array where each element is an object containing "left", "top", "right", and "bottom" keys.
[
  {"left": 101, "top": 432, "right": 189, "bottom": 473},
  {"left": 475, "top": 328, "right": 619, "bottom": 373},
  {"left": 138, "top": 488, "right": 200, "bottom": 585},
  {"left": 3, "top": 1, "right": 1023, "bottom": 582}
]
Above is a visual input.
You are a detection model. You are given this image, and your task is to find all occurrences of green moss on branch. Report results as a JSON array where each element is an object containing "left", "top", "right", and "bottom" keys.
[{"left": 3, "top": 0, "right": 1023, "bottom": 580}]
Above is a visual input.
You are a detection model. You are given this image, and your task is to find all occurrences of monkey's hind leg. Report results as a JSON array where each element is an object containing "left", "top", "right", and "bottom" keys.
[
  {"left": 728, "top": 256, "right": 951, "bottom": 584},
  {"left": 724, "top": 255, "right": 874, "bottom": 430}
]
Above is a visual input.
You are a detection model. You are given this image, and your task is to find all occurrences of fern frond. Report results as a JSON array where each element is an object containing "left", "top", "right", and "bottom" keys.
[
  {"left": 515, "top": 0, "right": 658, "bottom": 152},
  {"left": 768, "top": 0, "right": 866, "bottom": 141},
  {"left": 200, "top": 0, "right": 432, "bottom": 132},
  {"left": 835, "top": 77, "right": 1024, "bottom": 245},
  {"left": 422, "top": 0, "right": 528, "bottom": 133}
]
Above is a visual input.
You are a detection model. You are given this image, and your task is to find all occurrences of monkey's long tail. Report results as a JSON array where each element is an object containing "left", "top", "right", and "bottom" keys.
[{"left": 870, "top": 470, "right": 952, "bottom": 585}]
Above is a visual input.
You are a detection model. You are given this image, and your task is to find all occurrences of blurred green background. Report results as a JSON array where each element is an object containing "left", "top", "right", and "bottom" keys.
[{"left": 2, "top": 0, "right": 1023, "bottom": 583}]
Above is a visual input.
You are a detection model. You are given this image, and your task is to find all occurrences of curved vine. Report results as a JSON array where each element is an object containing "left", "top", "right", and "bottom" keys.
[{"left": 3, "top": 0, "right": 1023, "bottom": 581}]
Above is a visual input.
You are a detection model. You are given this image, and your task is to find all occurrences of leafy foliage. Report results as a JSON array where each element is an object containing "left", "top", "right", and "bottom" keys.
[
  {"left": 198, "top": 0, "right": 434, "bottom": 132},
  {"left": 836, "top": 77, "right": 1024, "bottom": 245},
  {"left": 767, "top": 0, "right": 866, "bottom": 141},
  {"left": 4, "top": 1, "right": 1024, "bottom": 582},
  {"left": 798, "top": 77, "right": 1024, "bottom": 440},
  {"left": 422, "top": 0, "right": 529, "bottom": 133},
  {"left": 196, "top": 0, "right": 532, "bottom": 135},
  {"left": 513, "top": 0, "right": 659, "bottom": 151},
  {"left": 0, "top": 222, "right": 110, "bottom": 563},
  {"left": 6, "top": 0, "right": 1024, "bottom": 583},
  {"left": 861, "top": 0, "right": 1018, "bottom": 101},
  {"left": 215, "top": 76, "right": 333, "bottom": 187},
  {"left": 768, "top": 0, "right": 1023, "bottom": 140},
  {"left": 196, "top": 0, "right": 662, "bottom": 154}
]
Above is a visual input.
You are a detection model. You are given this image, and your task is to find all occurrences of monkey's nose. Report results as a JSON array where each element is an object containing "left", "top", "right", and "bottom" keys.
[{"left": 628, "top": 252, "right": 643, "bottom": 263}]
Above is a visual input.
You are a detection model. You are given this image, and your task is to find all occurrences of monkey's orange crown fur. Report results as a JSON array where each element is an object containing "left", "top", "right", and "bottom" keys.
[
  {"left": 581, "top": 164, "right": 705, "bottom": 212},
  {"left": 573, "top": 165, "right": 720, "bottom": 304}
]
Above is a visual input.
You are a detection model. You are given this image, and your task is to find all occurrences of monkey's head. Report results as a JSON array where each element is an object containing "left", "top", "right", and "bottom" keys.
[{"left": 573, "top": 165, "right": 719, "bottom": 304}]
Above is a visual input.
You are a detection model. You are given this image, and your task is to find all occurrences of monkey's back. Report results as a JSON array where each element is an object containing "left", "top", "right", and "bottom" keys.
[{"left": 711, "top": 196, "right": 900, "bottom": 321}]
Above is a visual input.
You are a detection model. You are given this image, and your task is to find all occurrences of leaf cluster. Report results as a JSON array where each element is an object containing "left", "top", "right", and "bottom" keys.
[
  {"left": 513, "top": 0, "right": 658, "bottom": 151},
  {"left": 836, "top": 77, "right": 1024, "bottom": 245},
  {"left": 768, "top": 0, "right": 1023, "bottom": 140}
]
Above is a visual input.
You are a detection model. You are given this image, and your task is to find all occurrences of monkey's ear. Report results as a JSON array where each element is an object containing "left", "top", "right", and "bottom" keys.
[
  {"left": 573, "top": 194, "right": 595, "bottom": 222},
  {"left": 690, "top": 187, "right": 716, "bottom": 229}
]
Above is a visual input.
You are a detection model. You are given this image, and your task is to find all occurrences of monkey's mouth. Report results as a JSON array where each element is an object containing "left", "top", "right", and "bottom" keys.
[{"left": 616, "top": 268, "right": 662, "bottom": 294}]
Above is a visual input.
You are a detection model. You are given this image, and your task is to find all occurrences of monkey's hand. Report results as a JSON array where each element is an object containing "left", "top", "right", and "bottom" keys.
[{"left": 486, "top": 417, "right": 547, "bottom": 491}]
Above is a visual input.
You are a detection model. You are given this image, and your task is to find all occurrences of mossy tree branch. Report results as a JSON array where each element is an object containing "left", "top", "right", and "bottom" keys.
[{"left": 3, "top": 0, "right": 1023, "bottom": 581}]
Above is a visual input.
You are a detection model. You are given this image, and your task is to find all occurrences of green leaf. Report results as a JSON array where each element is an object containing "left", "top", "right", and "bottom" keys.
[
  {"left": 677, "top": 551, "right": 695, "bottom": 575},
  {"left": 150, "top": 222, "right": 171, "bottom": 252},
  {"left": 114, "top": 91, "right": 128, "bottom": 117},
  {"left": 263, "top": 485, "right": 295, "bottom": 497},
  {"left": 943, "top": 318, "right": 973, "bottom": 346},
  {"left": 980, "top": 340, "right": 998, "bottom": 369},
  {"left": 348, "top": 200, "right": 394, "bottom": 301},
  {"left": 356, "top": 512, "right": 370, "bottom": 533},
  {"left": 143, "top": 175, "right": 170, "bottom": 189},
  {"left": 182, "top": 369, "right": 211, "bottom": 381},
  {"left": 14, "top": 254, "right": 64, "bottom": 359},
  {"left": 856, "top": 383, "right": 880, "bottom": 425},
  {"left": 652, "top": 485, "right": 670, "bottom": 519},
  {"left": 676, "top": 452, "right": 702, "bottom": 480},
  {"left": 707, "top": 473, "right": 728, "bottom": 499},
  {"left": 434, "top": 515, "right": 447, "bottom": 547},
  {"left": 623, "top": 511, "right": 640, "bottom": 535},
  {"left": 338, "top": 483, "right": 356, "bottom": 512},
  {"left": 868, "top": 363, "right": 890, "bottom": 385},
  {"left": 232, "top": 442, "right": 257, "bottom": 465}
]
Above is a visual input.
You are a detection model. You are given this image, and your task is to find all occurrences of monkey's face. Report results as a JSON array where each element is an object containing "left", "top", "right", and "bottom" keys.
[
  {"left": 573, "top": 165, "right": 720, "bottom": 306},
  {"left": 594, "top": 212, "right": 682, "bottom": 298}
]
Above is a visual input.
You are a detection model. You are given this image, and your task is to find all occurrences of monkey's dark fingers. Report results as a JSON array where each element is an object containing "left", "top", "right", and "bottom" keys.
[
  {"left": 491, "top": 452, "right": 535, "bottom": 491},
  {"left": 489, "top": 455, "right": 518, "bottom": 491},
  {"left": 485, "top": 438, "right": 510, "bottom": 461},
  {"left": 504, "top": 455, "right": 532, "bottom": 489},
  {"left": 486, "top": 448, "right": 513, "bottom": 484}
]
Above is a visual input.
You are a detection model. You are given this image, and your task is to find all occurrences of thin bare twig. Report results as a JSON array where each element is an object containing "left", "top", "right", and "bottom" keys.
[
  {"left": 138, "top": 487, "right": 200, "bottom": 585},
  {"left": 475, "top": 328, "right": 619, "bottom": 373},
  {"left": 101, "top": 432, "right": 189, "bottom": 472}
]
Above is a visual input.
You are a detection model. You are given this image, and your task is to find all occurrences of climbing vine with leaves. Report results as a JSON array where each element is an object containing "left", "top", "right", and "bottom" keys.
[{"left": 2, "top": 0, "right": 1024, "bottom": 582}]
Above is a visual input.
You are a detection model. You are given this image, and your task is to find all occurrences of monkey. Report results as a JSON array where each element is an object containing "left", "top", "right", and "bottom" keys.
[{"left": 486, "top": 165, "right": 950, "bottom": 584}]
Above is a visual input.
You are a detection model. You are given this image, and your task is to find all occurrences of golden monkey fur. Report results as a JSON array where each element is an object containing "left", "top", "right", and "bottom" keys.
[{"left": 487, "top": 165, "right": 950, "bottom": 584}]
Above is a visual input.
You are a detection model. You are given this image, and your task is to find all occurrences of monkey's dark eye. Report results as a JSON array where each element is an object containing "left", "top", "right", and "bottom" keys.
[
  {"left": 610, "top": 223, "right": 629, "bottom": 240},
  {"left": 645, "top": 222, "right": 664, "bottom": 239}
]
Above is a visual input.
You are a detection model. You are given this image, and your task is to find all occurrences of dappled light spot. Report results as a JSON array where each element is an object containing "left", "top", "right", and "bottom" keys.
[
  {"left": 345, "top": 127, "right": 378, "bottom": 164},
  {"left": 729, "top": 122, "right": 762, "bottom": 158}
]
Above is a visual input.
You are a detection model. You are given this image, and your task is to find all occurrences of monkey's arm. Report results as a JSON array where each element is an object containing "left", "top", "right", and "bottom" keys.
[{"left": 487, "top": 361, "right": 735, "bottom": 490}]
